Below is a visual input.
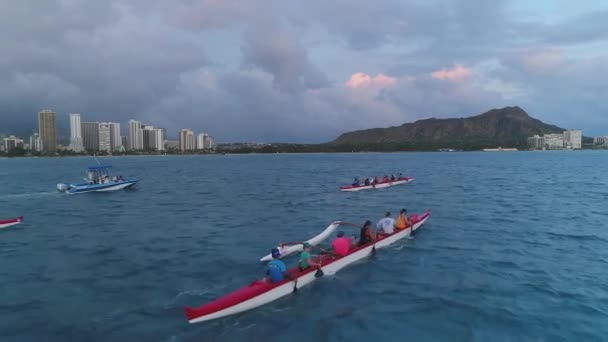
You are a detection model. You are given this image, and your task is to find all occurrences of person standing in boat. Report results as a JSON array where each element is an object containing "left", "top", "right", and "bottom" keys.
[
  {"left": 394, "top": 208, "right": 411, "bottom": 231},
  {"left": 299, "top": 242, "right": 321, "bottom": 272},
  {"left": 267, "top": 248, "right": 287, "bottom": 283},
  {"left": 376, "top": 212, "right": 395, "bottom": 235},
  {"left": 358, "top": 221, "right": 376, "bottom": 246}
]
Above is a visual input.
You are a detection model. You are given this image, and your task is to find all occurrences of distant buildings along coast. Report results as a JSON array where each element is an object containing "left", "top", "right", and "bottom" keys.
[
  {"left": 0, "top": 109, "right": 216, "bottom": 154},
  {"left": 528, "top": 130, "right": 582, "bottom": 150}
]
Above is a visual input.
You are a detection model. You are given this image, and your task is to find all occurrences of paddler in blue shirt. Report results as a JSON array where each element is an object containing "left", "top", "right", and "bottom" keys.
[
  {"left": 267, "top": 248, "right": 287, "bottom": 283},
  {"left": 352, "top": 177, "right": 360, "bottom": 186}
]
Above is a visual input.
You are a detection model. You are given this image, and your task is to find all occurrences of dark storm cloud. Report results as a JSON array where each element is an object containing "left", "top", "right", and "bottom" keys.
[{"left": 1, "top": 0, "right": 608, "bottom": 141}]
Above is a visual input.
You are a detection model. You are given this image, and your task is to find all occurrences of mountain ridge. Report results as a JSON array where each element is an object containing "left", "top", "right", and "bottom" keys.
[{"left": 333, "top": 106, "right": 565, "bottom": 149}]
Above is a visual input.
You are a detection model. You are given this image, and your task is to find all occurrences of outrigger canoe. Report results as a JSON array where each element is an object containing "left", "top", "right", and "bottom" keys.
[
  {"left": 340, "top": 177, "right": 414, "bottom": 192},
  {"left": 184, "top": 211, "right": 430, "bottom": 324},
  {"left": 0, "top": 216, "right": 24, "bottom": 229}
]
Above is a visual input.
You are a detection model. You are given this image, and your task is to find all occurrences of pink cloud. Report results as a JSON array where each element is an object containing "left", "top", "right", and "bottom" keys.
[
  {"left": 431, "top": 65, "right": 472, "bottom": 82},
  {"left": 345, "top": 72, "right": 397, "bottom": 88}
]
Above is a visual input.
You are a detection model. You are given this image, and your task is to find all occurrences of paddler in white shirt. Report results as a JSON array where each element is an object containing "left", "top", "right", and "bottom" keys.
[{"left": 376, "top": 212, "right": 395, "bottom": 235}]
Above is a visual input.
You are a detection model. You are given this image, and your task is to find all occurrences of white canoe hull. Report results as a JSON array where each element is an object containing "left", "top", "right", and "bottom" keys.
[
  {"left": 187, "top": 214, "right": 429, "bottom": 323},
  {"left": 340, "top": 178, "right": 413, "bottom": 192}
]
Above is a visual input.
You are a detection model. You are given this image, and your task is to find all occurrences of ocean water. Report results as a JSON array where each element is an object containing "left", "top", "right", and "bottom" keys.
[{"left": 1, "top": 152, "right": 608, "bottom": 342}]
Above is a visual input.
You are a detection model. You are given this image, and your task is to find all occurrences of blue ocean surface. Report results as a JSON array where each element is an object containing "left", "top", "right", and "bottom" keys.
[{"left": 1, "top": 152, "right": 608, "bottom": 341}]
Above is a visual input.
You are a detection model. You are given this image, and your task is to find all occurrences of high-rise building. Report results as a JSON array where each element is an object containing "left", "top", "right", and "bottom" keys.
[
  {"left": 544, "top": 133, "right": 564, "bottom": 150},
  {"left": 594, "top": 136, "right": 608, "bottom": 145},
  {"left": 3, "top": 136, "right": 23, "bottom": 152},
  {"left": 204, "top": 135, "right": 215, "bottom": 150},
  {"left": 67, "top": 113, "right": 84, "bottom": 152},
  {"left": 109, "top": 122, "right": 121, "bottom": 150},
  {"left": 527, "top": 135, "right": 545, "bottom": 150},
  {"left": 128, "top": 120, "right": 143, "bottom": 150},
  {"left": 142, "top": 124, "right": 154, "bottom": 150},
  {"left": 38, "top": 109, "right": 57, "bottom": 153},
  {"left": 99, "top": 123, "right": 112, "bottom": 152},
  {"left": 196, "top": 133, "right": 216, "bottom": 150},
  {"left": 179, "top": 129, "right": 195, "bottom": 152},
  {"left": 151, "top": 128, "right": 165, "bottom": 151},
  {"left": 563, "top": 130, "right": 582, "bottom": 149},
  {"left": 29, "top": 132, "right": 43, "bottom": 152},
  {"left": 82, "top": 122, "right": 100, "bottom": 152}
]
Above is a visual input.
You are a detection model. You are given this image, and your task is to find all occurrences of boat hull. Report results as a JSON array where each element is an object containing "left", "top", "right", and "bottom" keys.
[
  {"left": 0, "top": 216, "right": 24, "bottom": 229},
  {"left": 340, "top": 178, "right": 413, "bottom": 192},
  {"left": 185, "top": 211, "right": 430, "bottom": 323},
  {"left": 58, "top": 180, "right": 138, "bottom": 194}
]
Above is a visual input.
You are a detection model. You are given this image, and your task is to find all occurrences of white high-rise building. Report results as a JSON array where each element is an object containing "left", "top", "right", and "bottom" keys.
[
  {"left": 29, "top": 132, "right": 43, "bottom": 152},
  {"left": 544, "top": 133, "right": 564, "bottom": 150},
  {"left": 152, "top": 128, "right": 165, "bottom": 151},
  {"left": 68, "top": 113, "right": 84, "bottom": 152},
  {"left": 109, "top": 122, "right": 121, "bottom": 150},
  {"left": 196, "top": 133, "right": 208, "bottom": 150},
  {"left": 99, "top": 123, "right": 112, "bottom": 152},
  {"left": 594, "top": 136, "right": 608, "bottom": 145},
  {"left": 128, "top": 120, "right": 143, "bottom": 150},
  {"left": 563, "top": 130, "right": 582, "bottom": 149}
]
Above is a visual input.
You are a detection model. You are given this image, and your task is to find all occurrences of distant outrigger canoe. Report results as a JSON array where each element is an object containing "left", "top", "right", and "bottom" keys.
[
  {"left": 340, "top": 177, "right": 414, "bottom": 192},
  {"left": 57, "top": 165, "right": 138, "bottom": 194},
  {"left": 0, "top": 216, "right": 24, "bottom": 229}
]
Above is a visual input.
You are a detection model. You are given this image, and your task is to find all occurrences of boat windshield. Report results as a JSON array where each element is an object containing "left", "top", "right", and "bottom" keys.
[{"left": 85, "top": 166, "right": 123, "bottom": 184}]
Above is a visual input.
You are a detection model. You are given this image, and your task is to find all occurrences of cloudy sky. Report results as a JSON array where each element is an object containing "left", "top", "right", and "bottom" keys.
[{"left": 1, "top": 0, "right": 607, "bottom": 142}]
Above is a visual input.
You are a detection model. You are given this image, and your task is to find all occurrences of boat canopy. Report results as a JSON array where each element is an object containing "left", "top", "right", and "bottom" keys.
[{"left": 87, "top": 165, "right": 112, "bottom": 171}]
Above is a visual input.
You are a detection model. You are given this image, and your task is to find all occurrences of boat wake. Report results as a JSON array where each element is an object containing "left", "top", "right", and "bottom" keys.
[{"left": 0, "top": 191, "right": 58, "bottom": 200}]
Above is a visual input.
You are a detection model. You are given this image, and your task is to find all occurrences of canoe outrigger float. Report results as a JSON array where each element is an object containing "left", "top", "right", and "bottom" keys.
[
  {"left": 0, "top": 216, "right": 24, "bottom": 229},
  {"left": 340, "top": 177, "right": 414, "bottom": 192},
  {"left": 57, "top": 165, "right": 138, "bottom": 194},
  {"left": 184, "top": 210, "right": 430, "bottom": 324}
]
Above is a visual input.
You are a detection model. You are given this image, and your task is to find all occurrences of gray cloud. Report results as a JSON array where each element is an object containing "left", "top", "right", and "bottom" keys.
[{"left": 1, "top": 0, "right": 608, "bottom": 141}]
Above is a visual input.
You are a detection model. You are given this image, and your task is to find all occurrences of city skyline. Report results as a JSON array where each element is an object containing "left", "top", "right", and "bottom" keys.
[{"left": 1, "top": 2, "right": 608, "bottom": 142}]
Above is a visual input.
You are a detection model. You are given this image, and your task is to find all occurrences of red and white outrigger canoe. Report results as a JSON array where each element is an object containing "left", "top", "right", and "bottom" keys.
[
  {"left": 0, "top": 216, "right": 24, "bottom": 229},
  {"left": 184, "top": 211, "right": 430, "bottom": 324},
  {"left": 340, "top": 177, "right": 414, "bottom": 192}
]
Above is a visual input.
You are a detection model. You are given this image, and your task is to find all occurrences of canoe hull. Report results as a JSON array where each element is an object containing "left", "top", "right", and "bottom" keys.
[
  {"left": 340, "top": 178, "right": 413, "bottom": 192},
  {"left": 185, "top": 212, "right": 430, "bottom": 323},
  {"left": 0, "top": 216, "right": 24, "bottom": 229}
]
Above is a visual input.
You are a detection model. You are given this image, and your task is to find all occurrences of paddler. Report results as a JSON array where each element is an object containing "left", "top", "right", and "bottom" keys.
[
  {"left": 352, "top": 177, "right": 360, "bottom": 186},
  {"left": 376, "top": 211, "right": 395, "bottom": 235},
  {"left": 267, "top": 248, "right": 287, "bottom": 283},
  {"left": 364, "top": 178, "right": 370, "bottom": 186},
  {"left": 299, "top": 242, "right": 321, "bottom": 272},
  {"left": 331, "top": 231, "right": 353, "bottom": 256},
  {"left": 394, "top": 208, "right": 411, "bottom": 231},
  {"left": 357, "top": 220, "right": 376, "bottom": 246}
]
